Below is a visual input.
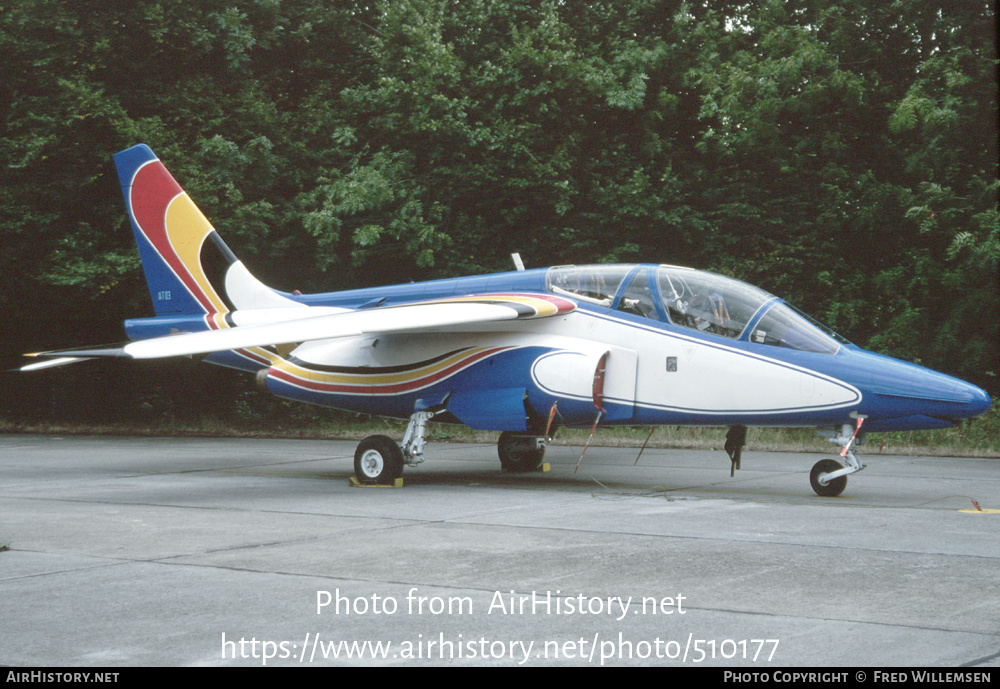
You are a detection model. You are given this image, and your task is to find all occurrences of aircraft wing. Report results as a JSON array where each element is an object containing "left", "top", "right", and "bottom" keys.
[{"left": 23, "top": 293, "right": 575, "bottom": 365}]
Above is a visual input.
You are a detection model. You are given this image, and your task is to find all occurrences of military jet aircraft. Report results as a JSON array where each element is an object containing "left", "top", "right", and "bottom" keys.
[{"left": 23, "top": 145, "right": 992, "bottom": 496}]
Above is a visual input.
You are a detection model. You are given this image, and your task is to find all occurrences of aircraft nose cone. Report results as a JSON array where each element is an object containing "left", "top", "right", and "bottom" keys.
[
  {"left": 931, "top": 376, "right": 993, "bottom": 421},
  {"left": 849, "top": 349, "right": 993, "bottom": 424},
  {"left": 964, "top": 384, "right": 993, "bottom": 420}
]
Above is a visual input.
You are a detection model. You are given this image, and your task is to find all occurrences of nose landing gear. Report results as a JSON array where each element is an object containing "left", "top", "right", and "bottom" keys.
[{"left": 811, "top": 419, "right": 867, "bottom": 497}]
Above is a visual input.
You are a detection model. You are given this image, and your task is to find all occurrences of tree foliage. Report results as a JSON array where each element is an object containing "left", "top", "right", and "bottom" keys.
[{"left": 2, "top": 0, "right": 996, "bottom": 424}]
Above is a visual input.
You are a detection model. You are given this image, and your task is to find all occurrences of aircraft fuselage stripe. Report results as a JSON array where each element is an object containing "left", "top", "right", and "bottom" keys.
[{"left": 269, "top": 346, "right": 516, "bottom": 396}]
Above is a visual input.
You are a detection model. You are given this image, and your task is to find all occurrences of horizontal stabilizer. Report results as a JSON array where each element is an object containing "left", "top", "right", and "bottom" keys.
[{"left": 19, "top": 356, "right": 94, "bottom": 372}]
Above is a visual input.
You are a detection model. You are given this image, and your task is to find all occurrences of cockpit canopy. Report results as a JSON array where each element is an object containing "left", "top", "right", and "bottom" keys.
[{"left": 546, "top": 264, "right": 848, "bottom": 354}]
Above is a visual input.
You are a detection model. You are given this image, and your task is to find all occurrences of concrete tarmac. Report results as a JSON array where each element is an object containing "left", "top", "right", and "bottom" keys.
[{"left": 1, "top": 433, "right": 998, "bottom": 667}]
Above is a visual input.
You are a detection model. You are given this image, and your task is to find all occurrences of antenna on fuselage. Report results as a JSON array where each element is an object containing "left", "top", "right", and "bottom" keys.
[{"left": 511, "top": 253, "right": 525, "bottom": 271}]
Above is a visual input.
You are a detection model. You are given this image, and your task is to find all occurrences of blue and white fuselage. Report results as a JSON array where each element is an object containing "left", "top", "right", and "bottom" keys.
[
  {"left": 228, "top": 264, "right": 986, "bottom": 437},
  {"left": 24, "top": 145, "right": 992, "bottom": 494}
]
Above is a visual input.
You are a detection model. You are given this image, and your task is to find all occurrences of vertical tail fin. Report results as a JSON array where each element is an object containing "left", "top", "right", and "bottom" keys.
[
  {"left": 115, "top": 144, "right": 234, "bottom": 324},
  {"left": 114, "top": 144, "right": 298, "bottom": 326}
]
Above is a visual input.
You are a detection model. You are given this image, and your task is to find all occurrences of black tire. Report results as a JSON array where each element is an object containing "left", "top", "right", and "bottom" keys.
[
  {"left": 354, "top": 435, "right": 404, "bottom": 484},
  {"left": 810, "top": 458, "right": 847, "bottom": 497},
  {"left": 498, "top": 432, "right": 545, "bottom": 472}
]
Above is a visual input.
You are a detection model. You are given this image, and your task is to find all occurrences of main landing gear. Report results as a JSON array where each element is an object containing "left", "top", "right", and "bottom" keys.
[
  {"left": 354, "top": 435, "right": 405, "bottom": 484},
  {"left": 354, "top": 411, "right": 545, "bottom": 486},
  {"left": 352, "top": 412, "right": 550, "bottom": 485},
  {"left": 497, "top": 431, "right": 547, "bottom": 472},
  {"left": 353, "top": 410, "right": 433, "bottom": 485},
  {"left": 810, "top": 420, "right": 867, "bottom": 497}
]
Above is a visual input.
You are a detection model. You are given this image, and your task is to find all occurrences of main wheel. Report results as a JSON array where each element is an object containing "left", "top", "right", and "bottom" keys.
[
  {"left": 497, "top": 432, "right": 545, "bottom": 472},
  {"left": 810, "top": 458, "right": 847, "bottom": 497},
  {"left": 354, "top": 435, "right": 404, "bottom": 484}
]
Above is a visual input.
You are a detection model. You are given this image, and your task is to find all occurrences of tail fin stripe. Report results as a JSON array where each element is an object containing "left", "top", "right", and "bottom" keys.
[
  {"left": 163, "top": 190, "right": 229, "bottom": 318},
  {"left": 129, "top": 160, "right": 229, "bottom": 323}
]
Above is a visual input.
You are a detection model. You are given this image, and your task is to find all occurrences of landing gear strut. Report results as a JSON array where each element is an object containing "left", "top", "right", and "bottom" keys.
[{"left": 353, "top": 410, "right": 435, "bottom": 485}]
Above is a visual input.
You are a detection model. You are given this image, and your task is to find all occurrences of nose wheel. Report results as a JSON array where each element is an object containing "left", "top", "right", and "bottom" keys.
[{"left": 810, "top": 459, "right": 848, "bottom": 497}]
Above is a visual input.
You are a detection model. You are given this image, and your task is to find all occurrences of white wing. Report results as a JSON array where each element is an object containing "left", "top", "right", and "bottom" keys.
[{"left": 22, "top": 293, "right": 576, "bottom": 365}]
